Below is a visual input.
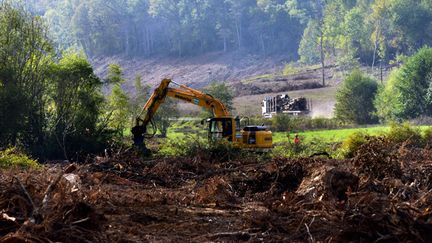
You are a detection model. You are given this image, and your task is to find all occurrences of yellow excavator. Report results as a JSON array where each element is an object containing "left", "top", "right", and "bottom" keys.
[{"left": 131, "top": 79, "right": 272, "bottom": 151}]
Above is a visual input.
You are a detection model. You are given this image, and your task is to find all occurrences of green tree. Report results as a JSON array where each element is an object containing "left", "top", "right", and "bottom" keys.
[
  {"left": 335, "top": 69, "right": 378, "bottom": 124},
  {"left": 204, "top": 82, "right": 234, "bottom": 112},
  {"left": 298, "top": 20, "right": 321, "bottom": 64},
  {"left": 376, "top": 47, "right": 432, "bottom": 121},
  {"left": 287, "top": 0, "right": 327, "bottom": 85},
  {"left": 105, "top": 63, "right": 124, "bottom": 85},
  {"left": 130, "top": 75, "right": 150, "bottom": 118},
  {"left": 154, "top": 99, "right": 177, "bottom": 138},
  {"left": 47, "top": 51, "right": 104, "bottom": 159},
  {"left": 0, "top": 2, "right": 52, "bottom": 152},
  {"left": 105, "top": 64, "right": 130, "bottom": 136}
]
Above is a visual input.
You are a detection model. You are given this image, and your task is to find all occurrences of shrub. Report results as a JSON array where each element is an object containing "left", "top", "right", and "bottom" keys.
[
  {"left": 158, "top": 135, "right": 244, "bottom": 161},
  {"left": 386, "top": 122, "right": 422, "bottom": 145},
  {"left": 334, "top": 69, "right": 378, "bottom": 124},
  {"left": 423, "top": 127, "right": 432, "bottom": 144},
  {"left": 423, "top": 127, "right": 432, "bottom": 145},
  {"left": 338, "top": 132, "right": 368, "bottom": 158},
  {"left": 272, "top": 135, "right": 335, "bottom": 158},
  {"left": 0, "top": 148, "right": 40, "bottom": 168},
  {"left": 272, "top": 114, "right": 293, "bottom": 132},
  {"left": 282, "top": 63, "right": 299, "bottom": 76},
  {"left": 376, "top": 47, "right": 432, "bottom": 121}
]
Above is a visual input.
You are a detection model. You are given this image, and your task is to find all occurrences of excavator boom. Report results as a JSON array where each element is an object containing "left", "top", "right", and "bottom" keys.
[
  {"left": 132, "top": 79, "right": 231, "bottom": 147},
  {"left": 132, "top": 78, "right": 272, "bottom": 152}
]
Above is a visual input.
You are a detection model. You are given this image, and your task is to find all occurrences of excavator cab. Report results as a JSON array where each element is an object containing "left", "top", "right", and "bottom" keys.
[
  {"left": 207, "top": 117, "right": 272, "bottom": 149},
  {"left": 208, "top": 117, "right": 240, "bottom": 142}
]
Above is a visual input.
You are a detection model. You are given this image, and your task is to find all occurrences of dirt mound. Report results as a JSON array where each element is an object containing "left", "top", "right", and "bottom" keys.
[
  {"left": 1, "top": 138, "right": 432, "bottom": 242},
  {"left": 0, "top": 166, "right": 106, "bottom": 242}
]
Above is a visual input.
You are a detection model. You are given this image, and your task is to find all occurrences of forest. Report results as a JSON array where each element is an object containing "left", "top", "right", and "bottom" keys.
[{"left": 22, "top": 0, "right": 432, "bottom": 67}]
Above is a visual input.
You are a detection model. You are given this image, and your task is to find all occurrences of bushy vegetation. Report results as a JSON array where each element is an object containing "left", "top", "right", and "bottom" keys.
[
  {"left": 336, "top": 123, "right": 432, "bottom": 159},
  {"left": 338, "top": 132, "right": 368, "bottom": 158},
  {"left": 335, "top": 70, "right": 378, "bottom": 124},
  {"left": 0, "top": 3, "right": 129, "bottom": 160},
  {"left": 258, "top": 115, "right": 346, "bottom": 132},
  {"left": 0, "top": 147, "right": 40, "bottom": 168},
  {"left": 159, "top": 135, "right": 246, "bottom": 162},
  {"left": 385, "top": 122, "right": 422, "bottom": 145},
  {"left": 271, "top": 138, "right": 334, "bottom": 159},
  {"left": 376, "top": 47, "right": 432, "bottom": 121},
  {"left": 203, "top": 82, "right": 234, "bottom": 113}
]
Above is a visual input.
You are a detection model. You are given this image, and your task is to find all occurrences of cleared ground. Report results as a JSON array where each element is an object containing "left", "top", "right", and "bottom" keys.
[{"left": 1, "top": 137, "right": 431, "bottom": 242}]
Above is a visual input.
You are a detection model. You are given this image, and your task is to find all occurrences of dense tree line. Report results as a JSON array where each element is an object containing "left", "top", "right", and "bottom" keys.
[
  {"left": 0, "top": 2, "right": 154, "bottom": 160},
  {"left": 20, "top": 0, "right": 432, "bottom": 67},
  {"left": 23, "top": 0, "right": 302, "bottom": 58},
  {"left": 335, "top": 47, "right": 432, "bottom": 124}
]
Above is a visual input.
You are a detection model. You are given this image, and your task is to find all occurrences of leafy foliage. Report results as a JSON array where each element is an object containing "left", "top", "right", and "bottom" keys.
[
  {"left": 14, "top": 0, "right": 432, "bottom": 68},
  {"left": 0, "top": 2, "right": 52, "bottom": 152},
  {"left": 204, "top": 82, "right": 234, "bottom": 113},
  {"left": 335, "top": 69, "right": 378, "bottom": 124},
  {"left": 338, "top": 131, "right": 368, "bottom": 158},
  {"left": 154, "top": 99, "right": 178, "bottom": 138},
  {"left": 376, "top": 47, "right": 432, "bottom": 121},
  {"left": 159, "top": 134, "right": 243, "bottom": 162},
  {"left": 0, "top": 3, "right": 112, "bottom": 160},
  {"left": 105, "top": 64, "right": 131, "bottom": 136},
  {"left": 0, "top": 147, "right": 40, "bottom": 168},
  {"left": 47, "top": 52, "right": 106, "bottom": 159},
  {"left": 386, "top": 122, "right": 422, "bottom": 145},
  {"left": 272, "top": 114, "right": 294, "bottom": 132}
]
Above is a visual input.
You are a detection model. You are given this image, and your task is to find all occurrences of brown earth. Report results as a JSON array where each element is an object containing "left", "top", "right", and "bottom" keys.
[
  {"left": 91, "top": 52, "right": 292, "bottom": 92},
  {"left": 1, "top": 137, "right": 432, "bottom": 242}
]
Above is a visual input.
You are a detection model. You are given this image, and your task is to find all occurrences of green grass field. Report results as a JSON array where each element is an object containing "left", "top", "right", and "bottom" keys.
[
  {"left": 274, "top": 125, "right": 432, "bottom": 144},
  {"left": 167, "top": 126, "right": 388, "bottom": 144},
  {"left": 167, "top": 125, "right": 432, "bottom": 144},
  {"left": 273, "top": 126, "right": 388, "bottom": 144}
]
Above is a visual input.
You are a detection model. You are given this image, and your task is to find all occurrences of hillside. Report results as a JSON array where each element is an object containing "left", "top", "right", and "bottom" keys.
[
  {"left": 91, "top": 52, "right": 292, "bottom": 91},
  {"left": 92, "top": 52, "right": 394, "bottom": 118}
]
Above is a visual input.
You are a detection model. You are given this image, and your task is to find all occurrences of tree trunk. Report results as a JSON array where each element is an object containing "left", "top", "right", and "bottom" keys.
[
  {"left": 223, "top": 36, "right": 227, "bottom": 52},
  {"left": 178, "top": 39, "right": 182, "bottom": 57},
  {"left": 260, "top": 34, "right": 266, "bottom": 56},
  {"left": 372, "top": 20, "right": 381, "bottom": 70},
  {"left": 125, "top": 24, "right": 130, "bottom": 56},
  {"left": 145, "top": 26, "right": 151, "bottom": 55},
  {"left": 320, "top": 29, "right": 325, "bottom": 87},
  {"left": 235, "top": 20, "right": 241, "bottom": 49},
  {"left": 372, "top": 35, "right": 378, "bottom": 70}
]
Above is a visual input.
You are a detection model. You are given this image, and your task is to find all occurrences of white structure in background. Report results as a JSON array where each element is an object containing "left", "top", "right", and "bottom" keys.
[{"left": 262, "top": 94, "right": 311, "bottom": 118}]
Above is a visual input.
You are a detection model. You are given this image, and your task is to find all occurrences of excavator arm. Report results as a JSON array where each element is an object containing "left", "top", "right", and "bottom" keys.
[{"left": 132, "top": 79, "right": 230, "bottom": 146}]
